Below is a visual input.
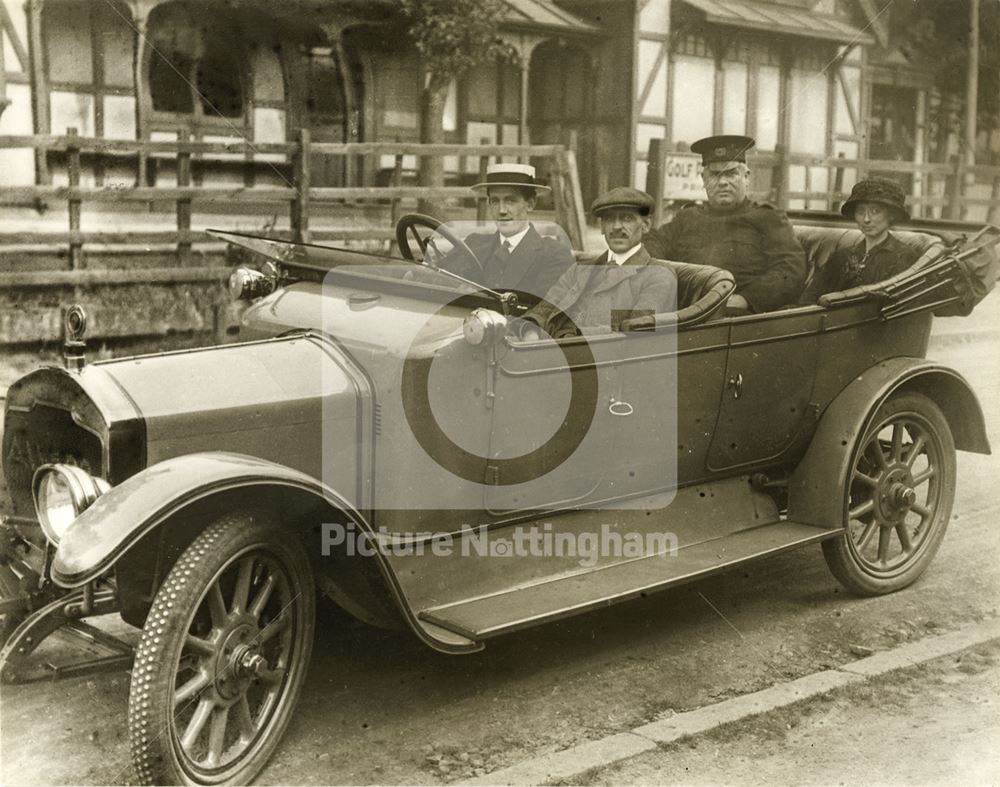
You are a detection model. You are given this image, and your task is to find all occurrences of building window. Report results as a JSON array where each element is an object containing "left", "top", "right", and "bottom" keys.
[
  {"left": 147, "top": 3, "right": 244, "bottom": 121},
  {"left": 42, "top": 0, "right": 136, "bottom": 137},
  {"left": 464, "top": 56, "right": 521, "bottom": 147},
  {"left": 722, "top": 40, "right": 751, "bottom": 64},
  {"left": 148, "top": 42, "right": 194, "bottom": 114},
  {"left": 674, "top": 33, "right": 711, "bottom": 58},
  {"left": 671, "top": 55, "right": 715, "bottom": 144},
  {"left": 198, "top": 47, "right": 244, "bottom": 118},
  {"left": 748, "top": 40, "right": 782, "bottom": 68}
]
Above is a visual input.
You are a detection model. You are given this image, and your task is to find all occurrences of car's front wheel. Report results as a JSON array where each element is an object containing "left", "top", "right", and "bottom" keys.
[
  {"left": 128, "top": 513, "right": 315, "bottom": 785},
  {"left": 822, "top": 391, "right": 956, "bottom": 596}
]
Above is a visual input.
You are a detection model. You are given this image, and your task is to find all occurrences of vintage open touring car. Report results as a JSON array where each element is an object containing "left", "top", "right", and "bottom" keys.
[{"left": 0, "top": 211, "right": 996, "bottom": 785}]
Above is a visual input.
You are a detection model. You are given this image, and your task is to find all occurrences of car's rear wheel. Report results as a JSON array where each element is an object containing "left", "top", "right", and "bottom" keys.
[
  {"left": 822, "top": 392, "right": 955, "bottom": 596},
  {"left": 128, "top": 513, "right": 314, "bottom": 785}
]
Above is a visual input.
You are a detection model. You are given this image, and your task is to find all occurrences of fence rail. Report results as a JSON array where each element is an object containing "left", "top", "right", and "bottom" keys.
[
  {"left": 0, "top": 135, "right": 569, "bottom": 158},
  {"left": 0, "top": 130, "right": 587, "bottom": 270},
  {"left": 646, "top": 139, "right": 1000, "bottom": 228}
]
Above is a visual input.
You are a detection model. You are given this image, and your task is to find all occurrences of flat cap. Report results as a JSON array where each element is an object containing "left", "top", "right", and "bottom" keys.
[
  {"left": 590, "top": 187, "right": 654, "bottom": 216},
  {"left": 691, "top": 135, "right": 756, "bottom": 165}
]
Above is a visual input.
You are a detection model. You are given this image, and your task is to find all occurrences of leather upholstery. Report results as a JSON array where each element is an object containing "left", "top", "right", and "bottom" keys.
[
  {"left": 620, "top": 261, "right": 735, "bottom": 330},
  {"left": 594, "top": 226, "right": 943, "bottom": 331},
  {"left": 793, "top": 226, "right": 942, "bottom": 279}
]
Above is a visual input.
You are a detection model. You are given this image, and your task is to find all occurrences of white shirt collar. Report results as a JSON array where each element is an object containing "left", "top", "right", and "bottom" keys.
[
  {"left": 499, "top": 224, "right": 531, "bottom": 251},
  {"left": 608, "top": 243, "right": 643, "bottom": 266}
]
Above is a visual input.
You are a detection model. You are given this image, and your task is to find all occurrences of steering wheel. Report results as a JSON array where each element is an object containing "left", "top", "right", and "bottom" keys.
[{"left": 395, "top": 213, "right": 483, "bottom": 274}]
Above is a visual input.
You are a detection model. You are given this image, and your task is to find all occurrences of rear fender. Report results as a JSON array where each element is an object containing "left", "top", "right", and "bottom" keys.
[
  {"left": 52, "top": 452, "right": 481, "bottom": 654},
  {"left": 788, "top": 359, "right": 989, "bottom": 528}
]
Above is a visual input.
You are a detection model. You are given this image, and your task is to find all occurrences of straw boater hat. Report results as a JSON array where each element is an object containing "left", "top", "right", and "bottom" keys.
[
  {"left": 471, "top": 163, "right": 551, "bottom": 194},
  {"left": 839, "top": 177, "right": 910, "bottom": 223}
]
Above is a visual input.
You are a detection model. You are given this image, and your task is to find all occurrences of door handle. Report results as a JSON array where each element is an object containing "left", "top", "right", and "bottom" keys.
[
  {"left": 727, "top": 373, "right": 743, "bottom": 399},
  {"left": 609, "top": 399, "right": 634, "bottom": 417}
]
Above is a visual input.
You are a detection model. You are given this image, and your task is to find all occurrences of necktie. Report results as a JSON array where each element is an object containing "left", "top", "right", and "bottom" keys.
[{"left": 502, "top": 240, "right": 513, "bottom": 255}]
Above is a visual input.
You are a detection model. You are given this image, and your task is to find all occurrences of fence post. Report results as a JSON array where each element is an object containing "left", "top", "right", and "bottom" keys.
[
  {"left": 176, "top": 129, "right": 192, "bottom": 263},
  {"left": 291, "top": 128, "right": 311, "bottom": 243},
  {"left": 831, "top": 151, "right": 846, "bottom": 212},
  {"left": 948, "top": 157, "right": 964, "bottom": 221},
  {"left": 990, "top": 174, "right": 1000, "bottom": 225},
  {"left": 645, "top": 138, "right": 667, "bottom": 228},
  {"left": 554, "top": 146, "right": 586, "bottom": 251},
  {"left": 243, "top": 137, "right": 255, "bottom": 189},
  {"left": 137, "top": 143, "right": 148, "bottom": 187},
  {"left": 771, "top": 144, "right": 787, "bottom": 208},
  {"left": 550, "top": 152, "right": 567, "bottom": 241},
  {"left": 66, "top": 127, "right": 82, "bottom": 270},
  {"left": 389, "top": 145, "right": 404, "bottom": 227},
  {"left": 476, "top": 138, "right": 490, "bottom": 222}
]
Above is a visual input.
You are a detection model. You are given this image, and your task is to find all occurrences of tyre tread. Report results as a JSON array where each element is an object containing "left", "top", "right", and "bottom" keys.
[{"left": 128, "top": 513, "right": 313, "bottom": 786}]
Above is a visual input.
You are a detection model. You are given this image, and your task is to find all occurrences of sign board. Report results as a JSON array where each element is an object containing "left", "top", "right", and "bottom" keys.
[{"left": 661, "top": 152, "right": 704, "bottom": 200}]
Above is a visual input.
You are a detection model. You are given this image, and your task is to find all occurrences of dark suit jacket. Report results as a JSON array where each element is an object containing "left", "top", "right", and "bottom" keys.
[
  {"left": 524, "top": 247, "right": 678, "bottom": 338},
  {"left": 643, "top": 200, "right": 806, "bottom": 312},
  {"left": 441, "top": 224, "right": 573, "bottom": 307}
]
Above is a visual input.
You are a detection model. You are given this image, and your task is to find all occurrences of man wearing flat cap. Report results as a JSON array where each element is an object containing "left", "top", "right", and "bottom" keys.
[
  {"left": 521, "top": 187, "right": 676, "bottom": 338},
  {"left": 441, "top": 163, "right": 573, "bottom": 306},
  {"left": 643, "top": 135, "right": 806, "bottom": 313}
]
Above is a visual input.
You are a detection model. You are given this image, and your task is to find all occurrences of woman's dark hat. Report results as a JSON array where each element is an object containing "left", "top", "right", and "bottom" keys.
[
  {"left": 840, "top": 177, "right": 909, "bottom": 223},
  {"left": 471, "top": 163, "right": 550, "bottom": 194}
]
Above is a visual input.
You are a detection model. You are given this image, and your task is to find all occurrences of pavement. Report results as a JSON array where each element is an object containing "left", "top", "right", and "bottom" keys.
[
  {"left": 577, "top": 637, "right": 1000, "bottom": 786},
  {"left": 464, "top": 617, "right": 1000, "bottom": 786}
]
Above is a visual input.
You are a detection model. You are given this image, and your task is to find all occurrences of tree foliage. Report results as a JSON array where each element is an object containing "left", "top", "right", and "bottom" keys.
[
  {"left": 397, "top": 0, "right": 517, "bottom": 206},
  {"left": 399, "top": 0, "right": 516, "bottom": 94},
  {"left": 897, "top": 0, "right": 1000, "bottom": 120}
]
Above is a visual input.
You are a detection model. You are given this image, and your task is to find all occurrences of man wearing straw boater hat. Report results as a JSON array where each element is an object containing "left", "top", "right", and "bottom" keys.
[
  {"left": 441, "top": 163, "right": 573, "bottom": 306},
  {"left": 643, "top": 135, "right": 805, "bottom": 313}
]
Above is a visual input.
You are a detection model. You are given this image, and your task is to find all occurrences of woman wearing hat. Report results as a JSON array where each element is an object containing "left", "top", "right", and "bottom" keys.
[{"left": 799, "top": 177, "right": 919, "bottom": 304}]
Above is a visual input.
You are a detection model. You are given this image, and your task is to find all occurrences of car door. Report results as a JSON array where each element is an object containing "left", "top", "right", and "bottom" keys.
[
  {"left": 707, "top": 310, "right": 820, "bottom": 471},
  {"left": 483, "top": 332, "right": 622, "bottom": 513},
  {"left": 604, "top": 319, "right": 731, "bottom": 501}
]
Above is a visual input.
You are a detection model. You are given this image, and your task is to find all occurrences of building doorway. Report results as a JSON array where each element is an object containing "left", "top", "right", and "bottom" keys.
[
  {"left": 528, "top": 41, "right": 597, "bottom": 205},
  {"left": 301, "top": 43, "right": 363, "bottom": 187},
  {"left": 868, "top": 83, "right": 918, "bottom": 191}
]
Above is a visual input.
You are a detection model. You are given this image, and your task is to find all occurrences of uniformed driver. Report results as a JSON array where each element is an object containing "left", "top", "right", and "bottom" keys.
[{"left": 643, "top": 135, "right": 806, "bottom": 314}]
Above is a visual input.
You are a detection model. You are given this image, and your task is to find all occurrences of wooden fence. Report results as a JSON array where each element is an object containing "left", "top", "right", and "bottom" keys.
[
  {"left": 0, "top": 130, "right": 587, "bottom": 287},
  {"left": 646, "top": 138, "right": 1000, "bottom": 228}
]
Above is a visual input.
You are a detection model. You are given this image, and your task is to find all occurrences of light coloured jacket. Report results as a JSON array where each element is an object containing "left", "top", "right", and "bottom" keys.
[{"left": 524, "top": 247, "right": 678, "bottom": 338}]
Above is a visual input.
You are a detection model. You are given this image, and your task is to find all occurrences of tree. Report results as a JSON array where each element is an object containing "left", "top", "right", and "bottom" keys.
[
  {"left": 398, "top": 0, "right": 516, "bottom": 213},
  {"left": 897, "top": 0, "right": 1000, "bottom": 161}
]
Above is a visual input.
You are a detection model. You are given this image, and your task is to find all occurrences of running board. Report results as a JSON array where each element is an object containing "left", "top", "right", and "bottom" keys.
[{"left": 417, "top": 521, "right": 836, "bottom": 641}]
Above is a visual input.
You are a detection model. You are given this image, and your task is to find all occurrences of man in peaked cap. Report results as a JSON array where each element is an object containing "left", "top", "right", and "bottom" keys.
[
  {"left": 643, "top": 134, "right": 806, "bottom": 313},
  {"left": 440, "top": 163, "right": 573, "bottom": 307},
  {"left": 520, "top": 187, "right": 677, "bottom": 338}
]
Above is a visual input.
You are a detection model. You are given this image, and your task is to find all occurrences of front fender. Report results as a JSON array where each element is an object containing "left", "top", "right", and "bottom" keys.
[
  {"left": 788, "top": 358, "right": 990, "bottom": 528},
  {"left": 52, "top": 452, "right": 362, "bottom": 587},
  {"left": 51, "top": 452, "right": 482, "bottom": 654}
]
